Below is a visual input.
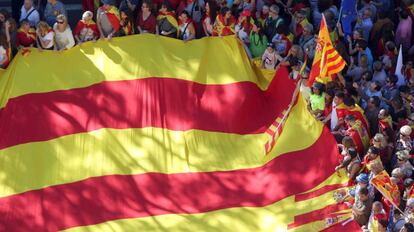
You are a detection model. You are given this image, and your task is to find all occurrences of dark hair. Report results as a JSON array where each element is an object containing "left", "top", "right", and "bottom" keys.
[
  {"left": 404, "top": 178, "right": 414, "bottom": 188},
  {"left": 317, "top": 0, "right": 333, "bottom": 13},
  {"left": 361, "top": 71, "right": 373, "bottom": 82},
  {"left": 359, "top": 186, "right": 369, "bottom": 196},
  {"left": 276, "top": 24, "right": 289, "bottom": 36},
  {"left": 387, "top": 74, "right": 398, "bottom": 84},
  {"left": 334, "top": 91, "right": 345, "bottom": 99},
  {"left": 348, "top": 148, "right": 358, "bottom": 159},
  {"left": 403, "top": 223, "right": 414, "bottom": 232},
  {"left": 368, "top": 146, "right": 380, "bottom": 155},
  {"left": 206, "top": 0, "right": 218, "bottom": 26},
  {"left": 162, "top": 1, "right": 173, "bottom": 11},
  {"left": 356, "top": 39, "right": 368, "bottom": 50},
  {"left": 369, "top": 96, "right": 380, "bottom": 107},
  {"left": 343, "top": 97, "right": 355, "bottom": 107},
  {"left": 180, "top": 10, "right": 191, "bottom": 18},
  {"left": 400, "top": 10, "right": 409, "bottom": 19},
  {"left": 399, "top": 85, "right": 410, "bottom": 93},
  {"left": 220, "top": 7, "right": 230, "bottom": 16}
]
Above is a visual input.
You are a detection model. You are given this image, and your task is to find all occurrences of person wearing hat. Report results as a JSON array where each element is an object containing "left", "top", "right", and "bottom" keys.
[
  {"left": 261, "top": 42, "right": 282, "bottom": 70},
  {"left": 44, "top": 0, "right": 67, "bottom": 27},
  {"left": 97, "top": 0, "right": 121, "bottom": 40},
  {"left": 396, "top": 125, "right": 414, "bottom": 153}
]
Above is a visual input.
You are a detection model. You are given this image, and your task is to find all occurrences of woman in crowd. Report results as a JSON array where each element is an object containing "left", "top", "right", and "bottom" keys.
[
  {"left": 213, "top": 7, "right": 235, "bottom": 36},
  {"left": 249, "top": 23, "right": 267, "bottom": 59},
  {"left": 16, "top": 20, "right": 36, "bottom": 48},
  {"left": 118, "top": 9, "right": 135, "bottom": 36},
  {"left": 202, "top": 0, "right": 217, "bottom": 37},
  {"left": 53, "top": 14, "right": 75, "bottom": 51},
  {"left": 136, "top": 1, "right": 157, "bottom": 34},
  {"left": 178, "top": 11, "right": 196, "bottom": 41},
  {"left": 74, "top": 11, "right": 99, "bottom": 44},
  {"left": 36, "top": 21, "right": 54, "bottom": 50},
  {"left": 157, "top": 1, "right": 178, "bottom": 38}
]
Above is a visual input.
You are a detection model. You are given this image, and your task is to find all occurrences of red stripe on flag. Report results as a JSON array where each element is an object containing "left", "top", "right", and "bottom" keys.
[
  {"left": 0, "top": 128, "right": 339, "bottom": 231},
  {"left": 295, "top": 183, "right": 347, "bottom": 202},
  {"left": 0, "top": 68, "right": 295, "bottom": 150}
]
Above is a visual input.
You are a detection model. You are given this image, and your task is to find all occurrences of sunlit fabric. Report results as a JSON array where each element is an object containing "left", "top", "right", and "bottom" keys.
[{"left": 0, "top": 34, "right": 360, "bottom": 231}]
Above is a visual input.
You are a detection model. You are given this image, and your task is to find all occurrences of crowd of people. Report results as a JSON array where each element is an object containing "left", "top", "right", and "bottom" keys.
[{"left": 1, "top": 0, "right": 414, "bottom": 231}]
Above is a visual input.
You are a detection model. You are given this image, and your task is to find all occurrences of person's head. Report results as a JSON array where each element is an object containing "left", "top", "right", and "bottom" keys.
[
  {"left": 343, "top": 96, "right": 355, "bottom": 107},
  {"left": 262, "top": 5, "right": 270, "bottom": 15},
  {"left": 101, "top": 0, "right": 115, "bottom": 6},
  {"left": 312, "top": 82, "right": 324, "bottom": 95},
  {"left": 239, "top": 10, "right": 251, "bottom": 21},
  {"left": 386, "top": 74, "right": 398, "bottom": 87},
  {"left": 141, "top": 1, "right": 151, "bottom": 13},
  {"left": 391, "top": 167, "right": 403, "bottom": 179},
  {"left": 205, "top": 0, "right": 217, "bottom": 20},
  {"left": 344, "top": 114, "right": 356, "bottom": 127},
  {"left": 400, "top": 10, "right": 409, "bottom": 20},
  {"left": 372, "top": 133, "right": 386, "bottom": 148},
  {"left": 269, "top": 5, "right": 279, "bottom": 18},
  {"left": 289, "top": 57, "right": 300, "bottom": 71},
  {"left": 82, "top": 11, "right": 93, "bottom": 22},
  {"left": 347, "top": 147, "right": 358, "bottom": 160},
  {"left": 391, "top": 97, "right": 403, "bottom": 110},
  {"left": 24, "top": 0, "right": 33, "bottom": 10},
  {"left": 361, "top": 71, "right": 373, "bottom": 83},
  {"left": 220, "top": 7, "right": 232, "bottom": 19},
  {"left": 48, "top": 0, "right": 57, "bottom": 4},
  {"left": 302, "top": 24, "right": 313, "bottom": 36},
  {"left": 378, "top": 108, "right": 389, "bottom": 119},
  {"left": 385, "top": 41, "right": 396, "bottom": 52},
  {"left": 342, "top": 136, "right": 355, "bottom": 149},
  {"left": 404, "top": 178, "right": 414, "bottom": 189},
  {"left": 401, "top": 223, "right": 414, "bottom": 232},
  {"left": 179, "top": 10, "right": 190, "bottom": 22},
  {"left": 355, "top": 39, "right": 368, "bottom": 52},
  {"left": 0, "top": 9, "right": 10, "bottom": 23},
  {"left": 408, "top": 113, "right": 414, "bottom": 126},
  {"left": 37, "top": 21, "right": 50, "bottom": 36},
  {"left": 399, "top": 85, "right": 411, "bottom": 99},
  {"left": 19, "top": 20, "right": 31, "bottom": 31},
  {"left": 55, "top": 14, "right": 68, "bottom": 29},
  {"left": 317, "top": 0, "right": 333, "bottom": 13},
  {"left": 359, "top": 54, "right": 368, "bottom": 68},
  {"left": 266, "top": 43, "right": 274, "bottom": 53},
  {"left": 362, "top": 8, "right": 372, "bottom": 19},
  {"left": 358, "top": 186, "right": 369, "bottom": 201},
  {"left": 368, "top": 95, "right": 380, "bottom": 108},
  {"left": 160, "top": 1, "right": 173, "bottom": 12},
  {"left": 367, "top": 146, "right": 380, "bottom": 160},
  {"left": 373, "top": 61, "right": 383, "bottom": 72},
  {"left": 333, "top": 91, "right": 344, "bottom": 105},
  {"left": 356, "top": 173, "right": 369, "bottom": 187},
  {"left": 353, "top": 29, "right": 363, "bottom": 40},
  {"left": 400, "top": 125, "right": 413, "bottom": 141},
  {"left": 295, "top": 10, "right": 306, "bottom": 23},
  {"left": 372, "top": 201, "right": 383, "bottom": 214}
]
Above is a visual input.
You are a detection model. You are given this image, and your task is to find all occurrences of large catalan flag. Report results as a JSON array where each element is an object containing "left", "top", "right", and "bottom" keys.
[
  {"left": 309, "top": 15, "right": 346, "bottom": 86},
  {"left": 0, "top": 35, "right": 359, "bottom": 231}
]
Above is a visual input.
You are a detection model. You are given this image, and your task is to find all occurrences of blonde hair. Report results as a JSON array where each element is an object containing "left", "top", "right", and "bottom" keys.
[
  {"left": 37, "top": 21, "right": 50, "bottom": 36},
  {"left": 56, "top": 14, "right": 68, "bottom": 28}
]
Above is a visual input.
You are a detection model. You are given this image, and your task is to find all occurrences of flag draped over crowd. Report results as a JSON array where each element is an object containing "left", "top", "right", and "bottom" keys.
[{"left": 0, "top": 35, "right": 360, "bottom": 231}]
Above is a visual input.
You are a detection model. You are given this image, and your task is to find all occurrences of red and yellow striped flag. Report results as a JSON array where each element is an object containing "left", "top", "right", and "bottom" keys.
[
  {"left": 0, "top": 35, "right": 358, "bottom": 231},
  {"left": 309, "top": 15, "right": 346, "bottom": 86}
]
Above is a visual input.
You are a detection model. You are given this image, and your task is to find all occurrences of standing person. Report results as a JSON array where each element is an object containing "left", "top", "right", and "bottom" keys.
[
  {"left": 119, "top": 0, "right": 139, "bottom": 13},
  {"left": 263, "top": 4, "right": 283, "bottom": 41},
  {"left": 202, "top": 0, "right": 217, "bottom": 37},
  {"left": 53, "top": 14, "right": 75, "bottom": 51},
  {"left": 261, "top": 43, "right": 282, "bottom": 70},
  {"left": 249, "top": 23, "right": 267, "bottom": 58},
  {"left": 213, "top": 7, "right": 236, "bottom": 36},
  {"left": 19, "top": 0, "right": 40, "bottom": 27},
  {"left": 44, "top": 0, "right": 67, "bottom": 27},
  {"left": 178, "top": 11, "right": 196, "bottom": 41},
  {"left": 352, "top": 187, "right": 373, "bottom": 227},
  {"left": 157, "top": 1, "right": 178, "bottom": 38},
  {"left": 235, "top": 10, "right": 254, "bottom": 45},
  {"left": 136, "top": 1, "right": 157, "bottom": 34},
  {"left": 36, "top": 21, "right": 54, "bottom": 50},
  {"left": 74, "top": 11, "right": 100, "bottom": 44},
  {"left": 97, "top": 0, "right": 121, "bottom": 40},
  {"left": 16, "top": 20, "right": 36, "bottom": 48},
  {"left": 395, "top": 10, "right": 412, "bottom": 52}
]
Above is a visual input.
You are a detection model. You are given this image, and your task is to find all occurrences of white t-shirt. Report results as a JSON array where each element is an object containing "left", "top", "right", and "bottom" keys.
[
  {"left": 53, "top": 24, "right": 75, "bottom": 50},
  {"left": 39, "top": 31, "right": 55, "bottom": 49}
]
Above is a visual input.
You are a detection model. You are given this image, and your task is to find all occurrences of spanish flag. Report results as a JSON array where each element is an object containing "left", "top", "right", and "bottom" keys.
[
  {"left": 309, "top": 15, "right": 346, "bottom": 86},
  {"left": 0, "top": 35, "right": 359, "bottom": 231}
]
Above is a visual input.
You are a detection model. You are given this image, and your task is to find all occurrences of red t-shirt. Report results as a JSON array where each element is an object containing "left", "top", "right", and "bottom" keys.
[
  {"left": 136, "top": 13, "right": 157, "bottom": 34},
  {"left": 16, "top": 30, "right": 36, "bottom": 48}
]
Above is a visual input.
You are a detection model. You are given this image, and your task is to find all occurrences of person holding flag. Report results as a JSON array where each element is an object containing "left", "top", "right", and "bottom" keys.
[
  {"left": 97, "top": 0, "right": 121, "bottom": 40},
  {"left": 157, "top": 1, "right": 179, "bottom": 38},
  {"left": 308, "top": 14, "right": 346, "bottom": 87}
]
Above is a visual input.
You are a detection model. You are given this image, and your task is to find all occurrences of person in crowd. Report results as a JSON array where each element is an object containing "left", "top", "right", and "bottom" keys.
[
  {"left": 97, "top": 0, "right": 121, "bottom": 40},
  {"left": 19, "top": 0, "right": 40, "bottom": 27},
  {"left": 263, "top": 4, "right": 283, "bottom": 41},
  {"left": 396, "top": 125, "right": 413, "bottom": 153},
  {"left": 213, "top": 7, "right": 235, "bottom": 36},
  {"left": 16, "top": 19, "right": 36, "bottom": 48},
  {"left": 202, "top": 0, "right": 217, "bottom": 37},
  {"left": 44, "top": 0, "right": 66, "bottom": 26},
  {"left": 235, "top": 10, "right": 254, "bottom": 45},
  {"left": 74, "top": 11, "right": 99, "bottom": 44},
  {"left": 354, "top": 9, "right": 373, "bottom": 42},
  {"left": 119, "top": 0, "right": 140, "bottom": 13},
  {"left": 261, "top": 42, "right": 281, "bottom": 70},
  {"left": 136, "top": 1, "right": 157, "bottom": 34},
  {"left": 353, "top": 186, "right": 373, "bottom": 227},
  {"left": 396, "top": 10, "right": 412, "bottom": 51},
  {"left": 157, "top": 1, "right": 179, "bottom": 38},
  {"left": 53, "top": 14, "right": 75, "bottom": 50},
  {"left": 249, "top": 23, "right": 267, "bottom": 59},
  {"left": 36, "top": 21, "right": 54, "bottom": 51},
  {"left": 309, "top": 82, "right": 325, "bottom": 116},
  {"left": 0, "top": 21, "right": 11, "bottom": 69},
  {"left": 178, "top": 11, "right": 196, "bottom": 41},
  {"left": 118, "top": 9, "right": 135, "bottom": 36},
  {"left": 297, "top": 23, "right": 315, "bottom": 60}
]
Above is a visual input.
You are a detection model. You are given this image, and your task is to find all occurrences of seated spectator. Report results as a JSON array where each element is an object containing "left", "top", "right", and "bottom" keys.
[
  {"left": 157, "top": 1, "right": 178, "bottom": 38},
  {"left": 137, "top": 1, "right": 157, "bottom": 34},
  {"left": 74, "top": 11, "right": 99, "bottom": 44},
  {"left": 36, "top": 21, "right": 54, "bottom": 50},
  {"left": 44, "top": 0, "right": 66, "bottom": 26},
  {"left": 97, "top": 0, "right": 121, "bottom": 40},
  {"left": 213, "top": 7, "right": 235, "bottom": 36},
  {"left": 178, "top": 11, "right": 195, "bottom": 41},
  {"left": 16, "top": 20, "right": 36, "bottom": 48},
  {"left": 118, "top": 9, "right": 135, "bottom": 36},
  {"left": 249, "top": 23, "right": 267, "bottom": 59},
  {"left": 19, "top": 0, "right": 40, "bottom": 27}
]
